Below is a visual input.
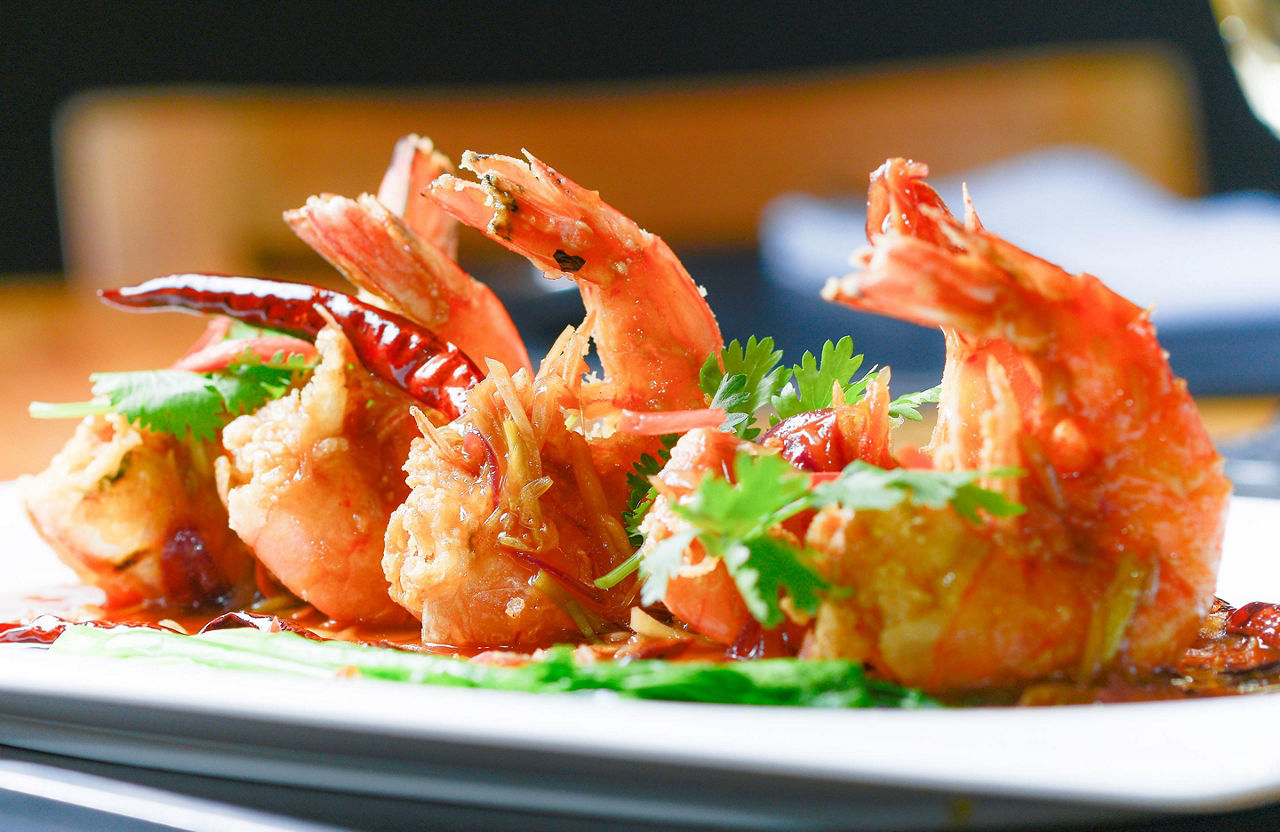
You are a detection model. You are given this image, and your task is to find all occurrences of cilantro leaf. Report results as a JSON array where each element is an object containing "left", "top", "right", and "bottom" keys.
[
  {"left": 677, "top": 453, "right": 813, "bottom": 538},
  {"left": 40, "top": 348, "right": 314, "bottom": 442},
  {"left": 937, "top": 468, "right": 1027, "bottom": 522},
  {"left": 722, "top": 535, "right": 827, "bottom": 625},
  {"left": 637, "top": 451, "right": 1026, "bottom": 628},
  {"left": 812, "top": 461, "right": 1026, "bottom": 522},
  {"left": 640, "top": 453, "right": 826, "bottom": 627},
  {"left": 89, "top": 370, "right": 228, "bottom": 441},
  {"left": 637, "top": 528, "right": 698, "bottom": 604},
  {"left": 215, "top": 350, "right": 315, "bottom": 417},
  {"left": 888, "top": 384, "right": 942, "bottom": 422},
  {"left": 700, "top": 337, "right": 787, "bottom": 440},
  {"left": 772, "top": 336, "right": 869, "bottom": 420},
  {"left": 623, "top": 433, "right": 678, "bottom": 545},
  {"left": 807, "top": 463, "right": 913, "bottom": 513},
  {"left": 698, "top": 335, "right": 940, "bottom": 438}
]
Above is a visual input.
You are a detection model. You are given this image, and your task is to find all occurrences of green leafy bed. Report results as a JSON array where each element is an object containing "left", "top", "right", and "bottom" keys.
[{"left": 50, "top": 624, "right": 938, "bottom": 708}]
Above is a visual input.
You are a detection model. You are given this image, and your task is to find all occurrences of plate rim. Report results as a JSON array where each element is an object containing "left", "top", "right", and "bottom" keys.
[{"left": 4, "top": 486, "right": 1280, "bottom": 826}]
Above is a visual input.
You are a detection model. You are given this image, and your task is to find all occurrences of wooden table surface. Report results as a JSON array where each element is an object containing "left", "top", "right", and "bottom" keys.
[
  {"left": 1, "top": 277, "right": 208, "bottom": 481},
  {"left": 2, "top": 276, "right": 1277, "bottom": 483}
]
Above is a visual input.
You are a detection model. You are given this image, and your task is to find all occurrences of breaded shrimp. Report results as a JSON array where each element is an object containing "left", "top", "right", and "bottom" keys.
[
  {"left": 22, "top": 414, "right": 256, "bottom": 610},
  {"left": 384, "top": 152, "right": 723, "bottom": 648},
  {"left": 217, "top": 325, "right": 425, "bottom": 625},
  {"left": 801, "top": 159, "right": 1232, "bottom": 693}
]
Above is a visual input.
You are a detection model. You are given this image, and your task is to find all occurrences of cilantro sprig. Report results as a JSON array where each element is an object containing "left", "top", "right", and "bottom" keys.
[
  {"left": 615, "top": 335, "right": 948, "bottom": 590},
  {"left": 30, "top": 349, "right": 313, "bottom": 442},
  {"left": 699, "top": 336, "right": 787, "bottom": 441},
  {"left": 810, "top": 461, "right": 1026, "bottom": 523},
  {"left": 697, "top": 335, "right": 941, "bottom": 439},
  {"left": 623, "top": 433, "right": 679, "bottom": 545},
  {"left": 771, "top": 336, "right": 868, "bottom": 420},
  {"left": 640, "top": 452, "right": 1024, "bottom": 627},
  {"left": 886, "top": 384, "right": 942, "bottom": 422},
  {"left": 641, "top": 453, "right": 824, "bottom": 626}
]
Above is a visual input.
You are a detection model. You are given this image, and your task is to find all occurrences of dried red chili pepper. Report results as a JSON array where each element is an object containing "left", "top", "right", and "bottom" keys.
[
  {"left": 100, "top": 274, "right": 483, "bottom": 418},
  {"left": 1226, "top": 601, "right": 1280, "bottom": 650}
]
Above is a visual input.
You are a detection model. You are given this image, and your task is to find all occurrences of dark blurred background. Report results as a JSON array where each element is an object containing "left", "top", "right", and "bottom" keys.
[{"left": 3, "top": 0, "right": 1279, "bottom": 277}]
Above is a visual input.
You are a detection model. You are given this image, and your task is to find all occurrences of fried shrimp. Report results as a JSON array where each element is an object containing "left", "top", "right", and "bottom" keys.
[
  {"left": 24, "top": 141, "right": 1243, "bottom": 710},
  {"left": 802, "top": 158, "right": 1232, "bottom": 693},
  {"left": 19, "top": 321, "right": 309, "bottom": 612},
  {"left": 374, "top": 133, "right": 460, "bottom": 258},
  {"left": 385, "top": 326, "right": 631, "bottom": 647},
  {"left": 384, "top": 152, "right": 724, "bottom": 648},
  {"left": 637, "top": 427, "right": 760, "bottom": 648},
  {"left": 22, "top": 414, "right": 256, "bottom": 610},
  {"left": 217, "top": 325, "right": 423, "bottom": 626},
  {"left": 428, "top": 151, "right": 722, "bottom": 489},
  {"left": 32, "top": 135, "right": 503, "bottom": 626}
]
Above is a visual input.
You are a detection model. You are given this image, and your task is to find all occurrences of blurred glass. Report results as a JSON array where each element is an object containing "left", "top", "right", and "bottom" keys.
[{"left": 1214, "top": 0, "right": 1280, "bottom": 136}]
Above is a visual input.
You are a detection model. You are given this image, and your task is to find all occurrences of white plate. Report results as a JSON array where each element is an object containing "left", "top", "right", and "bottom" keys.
[{"left": 3, "top": 481, "right": 1280, "bottom": 831}]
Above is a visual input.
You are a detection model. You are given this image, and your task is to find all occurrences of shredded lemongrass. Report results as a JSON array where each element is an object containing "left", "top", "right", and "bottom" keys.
[
  {"left": 518, "top": 476, "right": 556, "bottom": 549},
  {"left": 539, "top": 314, "right": 593, "bottom": 385},
  {"left": 521, "top": 476, "right": 554, "bottom": 502},
  {"left": 499, "top": 416, "right": 552, "bottom": 551},
  {"left": 629, "top": 607, "right": 694, "bottom": 641},
  {"left": 412, "top": 408, "right": 457, "bottom": 459},
  {"left": 529, "top": 570, "right": 601, "bottom": 641},
  {"left": 529, "top": 379, "right": 557, "bottom": 454},
  {"left": 249, "top": 594, "right": 304, "bottom": 614},
  {"left": 1079, "top": 551, "right": 1150, "bottom": 680},
  {"left": 539, "top": 327, "right": 576, "bottom": 381},
  {"left": 488, "top": 360, "right": 537, "bottom": 450},
  {"left": 600, "top": 516, "right": 633, "bottom": 564},
  {"left": 564, "top": 430, "right": 632, "bottom": 563},
  {"left": 503, "top": 420, "right": 532, "bottom": 489},
  {"left": 468, "top": 394, "right": 502, "bottom": 456},
  {"left": 595, "top": 552, "right": 641, "bottom": 589}
]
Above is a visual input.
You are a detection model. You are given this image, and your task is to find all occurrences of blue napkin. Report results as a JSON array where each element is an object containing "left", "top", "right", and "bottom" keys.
[{"left": 758, "top": 147, "right": 1280, "bottom": 395}]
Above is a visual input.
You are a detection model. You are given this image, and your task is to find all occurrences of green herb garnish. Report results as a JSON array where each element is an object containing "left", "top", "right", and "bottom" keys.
[
  {"left": 623, "top": 433, "right": 679, "bottom": 546},
  {"left": 887, "top": 384, "right": 942, "bottom": 422},
  {"left": 771, "top": 336, "right": 869, "bottom": 420},
  {"left": 613, "top": 337, "right": 950, "bottom": 592},
  {"left": 641, "top": 452, "right": 1024, "bottom": 627},
  {"left": 50, "top": 625, "right": 938, "bottom": 708},
  {"left": 29, "top": 350, "right": 313, "bottom": 441},
  {"left": 699, "top": 336, "right": 788, "bottom": 441},
  {"left": 698, "top": 335, "right": 940, "bottom": 437},
  {"left": 640, "top": 453, "right": 823, "bottom": 626}
]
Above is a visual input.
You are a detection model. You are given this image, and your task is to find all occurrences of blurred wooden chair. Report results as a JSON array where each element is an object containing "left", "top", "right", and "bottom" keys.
[{"left": 56, "top": 42, "right": 1205, "bottom": 288}]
